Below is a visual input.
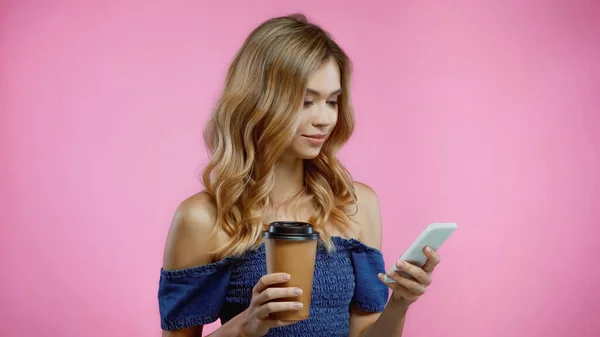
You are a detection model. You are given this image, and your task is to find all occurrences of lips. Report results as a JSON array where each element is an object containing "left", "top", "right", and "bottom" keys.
[
  {"left": 302, "top": 134, "right": 327, "bottom": 139},
  {"left": 302, "top": 134, "right": 328, "bottom": 145}
]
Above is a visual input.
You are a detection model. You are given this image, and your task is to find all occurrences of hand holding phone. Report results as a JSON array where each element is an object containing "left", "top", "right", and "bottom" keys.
[{"left": 382, "top": 222, "right": 457, "bottom": 283}]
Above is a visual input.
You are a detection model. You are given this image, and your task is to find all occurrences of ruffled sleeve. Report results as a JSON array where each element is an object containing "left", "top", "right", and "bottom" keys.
[
  {"left": 342, "top": 238, "right": 390, "bottom": 312},
  {"left": 158, "top": 258, "right": 235, "bottom": 331}
]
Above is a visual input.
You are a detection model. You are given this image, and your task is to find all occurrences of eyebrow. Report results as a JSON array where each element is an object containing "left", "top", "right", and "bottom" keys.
[{"left": 305, "top": 87, "right": 343, "bottom": 97}]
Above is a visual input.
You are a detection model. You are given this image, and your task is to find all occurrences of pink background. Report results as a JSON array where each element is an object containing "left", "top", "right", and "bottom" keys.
[{"left": 2, "top": 1, "right": 599, "bottom": 336}]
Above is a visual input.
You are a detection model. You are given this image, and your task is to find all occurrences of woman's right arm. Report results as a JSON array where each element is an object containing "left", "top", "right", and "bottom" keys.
[
  {"left": 161, "top": 192, "right": 304, "bottom": 337},
  {"left": 162, "top": 193, "right": 302, "bottom": 337},
  {"left": 161, "top": 193, "right": 223, "bottom": 337}
]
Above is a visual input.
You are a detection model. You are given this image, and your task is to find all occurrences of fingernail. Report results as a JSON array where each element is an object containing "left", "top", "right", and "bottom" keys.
[
  {"left": 295, "top": 302, "right": 304, "bottom": 309},
  {"left": 293, "top": 288, "right": 303, "bottom": 295},
  {"left": 396, "top": 260, "right": 405, "bottom": 269},
  {"left": 426, "top": 246, "right": 432, "bottom": 253},
  {"left": 281, "top": 274, "right": 290, "bottom": 281}
]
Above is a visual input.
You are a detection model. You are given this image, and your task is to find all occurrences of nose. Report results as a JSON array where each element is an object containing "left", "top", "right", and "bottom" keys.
[{"left": 311, "top": 103, "right": 335, "bottom": 127}]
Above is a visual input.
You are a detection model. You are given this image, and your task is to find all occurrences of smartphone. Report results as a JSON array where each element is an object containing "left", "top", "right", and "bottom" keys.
[{"left": 382, "top": 222, "right": 457, "bottom": 283}]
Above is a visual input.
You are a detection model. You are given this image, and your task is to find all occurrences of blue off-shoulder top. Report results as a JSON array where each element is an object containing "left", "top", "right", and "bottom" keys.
[{"left": 158, "top": 236, "right": 389, "bottom": 336}]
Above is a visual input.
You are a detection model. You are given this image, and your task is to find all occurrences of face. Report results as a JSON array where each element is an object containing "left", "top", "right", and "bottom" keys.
[{"left": 285, "top": 58, "right": 341, "bottom": 160}]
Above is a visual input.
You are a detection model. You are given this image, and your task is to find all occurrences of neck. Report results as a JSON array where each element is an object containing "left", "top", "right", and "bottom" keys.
[{"left": 271, "top": 154, "right": 305, "bottom": 205}]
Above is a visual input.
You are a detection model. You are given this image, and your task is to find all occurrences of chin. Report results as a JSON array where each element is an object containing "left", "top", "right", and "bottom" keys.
[
  {"left": 296, "top": 148, "right": 322, "bottom": 160},
  {"left": 300, "top": 154, "right": 320, "bottom": 160}
]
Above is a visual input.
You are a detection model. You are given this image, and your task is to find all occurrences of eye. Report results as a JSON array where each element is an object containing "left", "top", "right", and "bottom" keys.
[
  {"left": 327, "top": 100, "right": 338, "bottom": 107},
  {"left": 303, "top": 100, "right": 314, "bottom": 107}
]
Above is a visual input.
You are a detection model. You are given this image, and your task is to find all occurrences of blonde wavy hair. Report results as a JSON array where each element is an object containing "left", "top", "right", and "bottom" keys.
[{"left": 202, "top": 14, "right": 357, "bottom": 261}]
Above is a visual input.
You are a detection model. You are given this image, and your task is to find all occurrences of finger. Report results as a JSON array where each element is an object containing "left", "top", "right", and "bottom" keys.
[
  {"left": 395, "top": 260, "right": 431, "bottom": 286},
  {"left": 255, "top": 287, "right": 303, "bottom": 305},
  {"left": 378, "top": 273, "right": 405, "bottom": 291},
  {"left": 256, "top": 301, "right": 303, "bottom": 319},
  {"left": 381, "top": 271, "right": 427, "bottom": 295},
  {"left": 267, "top": 319, "right": 300, "bottom": 329},
  {"left": 253, "top": 273, "right": 290, "bottom": 295},
  {"left": 378, "top": 273, "right": 421, "bottom": 301},
  {"left": 421, "top": 246, "right": 440, "bottom": 273}
]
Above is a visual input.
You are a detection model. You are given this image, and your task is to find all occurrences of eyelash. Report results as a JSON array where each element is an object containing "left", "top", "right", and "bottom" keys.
[{"left": 304, "top": 101, "right": 338, "bottom": 107}]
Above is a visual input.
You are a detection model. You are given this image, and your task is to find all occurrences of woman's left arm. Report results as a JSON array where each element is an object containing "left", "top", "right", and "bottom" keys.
[
  {"left": 348, "top": 182, "right": 441, "bottom": 337},
  {"left": 355, "top": 248, "right": 441, "bottom": 337}
]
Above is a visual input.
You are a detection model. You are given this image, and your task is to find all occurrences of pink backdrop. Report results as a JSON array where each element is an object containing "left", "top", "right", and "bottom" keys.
[{"left": 2, "top": 1, "right": 599, "bottom": 336}]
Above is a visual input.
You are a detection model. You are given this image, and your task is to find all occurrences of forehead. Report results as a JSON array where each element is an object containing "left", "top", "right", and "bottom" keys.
[{"left": 306, "top": 59, "right": 341, "bottom": 93}]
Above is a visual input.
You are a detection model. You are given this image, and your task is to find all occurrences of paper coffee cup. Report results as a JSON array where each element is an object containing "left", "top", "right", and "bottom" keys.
[{"left": 263, "top": 221, "right": 320, "bottom": 322}]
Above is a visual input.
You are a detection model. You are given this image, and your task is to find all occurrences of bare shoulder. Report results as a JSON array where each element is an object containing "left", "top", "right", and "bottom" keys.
[
  {"left": 162, "top": 191, "right": 220, "bottom": 270},
  {"left": 351, "top": 181, "right": 383, "bottom": 250},
  {"left": 353, "top": 181, "right": 379, "bottom": 205}
]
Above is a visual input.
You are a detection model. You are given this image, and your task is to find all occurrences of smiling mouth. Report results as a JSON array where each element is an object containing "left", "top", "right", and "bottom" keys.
[
  {"left": 302, "top": 134, "right": 328, "bottom": 144},
  {"left": 302, "top": 134, "right": 327, "bottom": 139}
]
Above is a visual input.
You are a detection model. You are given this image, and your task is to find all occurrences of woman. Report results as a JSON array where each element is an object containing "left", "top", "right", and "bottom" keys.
[{"left": 158, "top": 13, "right": 441, "bottom": 337}]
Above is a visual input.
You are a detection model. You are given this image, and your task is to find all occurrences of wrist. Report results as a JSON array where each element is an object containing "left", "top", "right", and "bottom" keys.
[
  {"left": 221, "top": 311, "right": 250, "bottom": 337},
  {"left": 230, "top": 309, "right": 250, "bottom": 337},
  {"left": 388, "top": 297, "right": 410, "bottom": 314}
]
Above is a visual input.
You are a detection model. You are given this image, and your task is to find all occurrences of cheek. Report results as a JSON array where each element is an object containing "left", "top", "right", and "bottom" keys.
[
  {"left": 331, "top": 109, "right": 339, "bottom": 126},
  {"left": 296, "top": 110, "right": 312, "bottom": 130},
  {"left": 290, "top": 112, "right": 306, "bottom": 134}
]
